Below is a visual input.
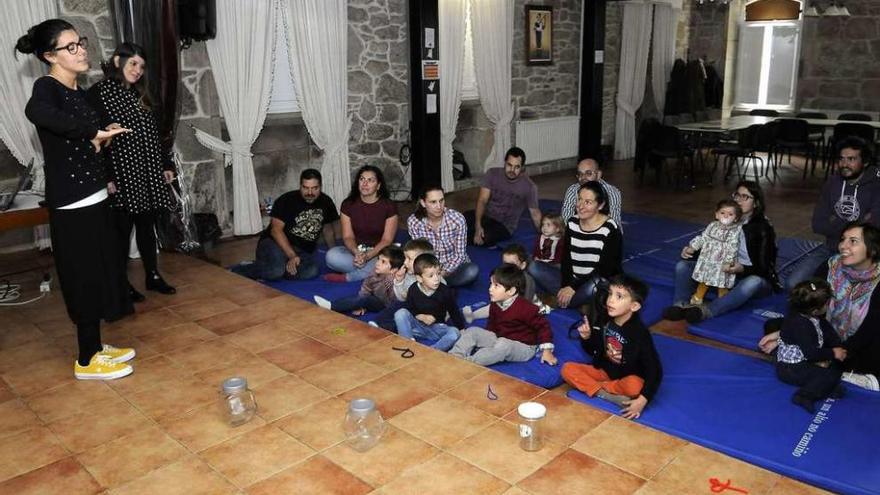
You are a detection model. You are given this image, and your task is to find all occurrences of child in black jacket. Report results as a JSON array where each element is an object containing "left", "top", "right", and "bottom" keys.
[
  {"left": 562, "top": 274, "right": 662, "bottom": 420},
  {"left": 776, "top": 279, "right": 847, "bottom": 413}
]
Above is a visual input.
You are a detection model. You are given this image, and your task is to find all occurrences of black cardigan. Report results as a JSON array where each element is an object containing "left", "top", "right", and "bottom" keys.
[{"left": 740, "top": 214, "right": 780, "bottom": 289}]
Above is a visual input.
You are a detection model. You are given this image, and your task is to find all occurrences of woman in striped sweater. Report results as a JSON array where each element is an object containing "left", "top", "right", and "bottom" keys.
[{"left": 531, "top": 181, "right": 623, "bottom": 309}]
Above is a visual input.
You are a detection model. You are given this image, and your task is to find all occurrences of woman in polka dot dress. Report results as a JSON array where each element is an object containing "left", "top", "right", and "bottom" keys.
[{"left": 87, "top": 42, "right": 176, "bottom": 301}]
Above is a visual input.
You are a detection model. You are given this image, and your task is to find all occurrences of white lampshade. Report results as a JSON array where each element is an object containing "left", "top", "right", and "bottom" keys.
[
  {"left": 824, "top": 4, "right": 842, "bottom": 15},
  {"left": 838, "top": 5, "right": 851, "bottom": 15},
  {"left": 804, "top": 6, "right": 820, "bottom": 16}
]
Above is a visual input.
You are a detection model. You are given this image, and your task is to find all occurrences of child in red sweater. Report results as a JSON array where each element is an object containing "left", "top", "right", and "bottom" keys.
[
  {"left": 450, "top": 264, "right": 557, "bottom": 366},
  {"left": 562, "top": 274, "right": 662, "bottom": 420}
]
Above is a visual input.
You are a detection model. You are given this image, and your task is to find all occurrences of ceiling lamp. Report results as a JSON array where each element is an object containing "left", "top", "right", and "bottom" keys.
[
  {"left": 824, "top": 4, "right": 842, "bottom": 15},
  {"left": 804, "top": 5, "right": 820, "bottom": 15}
]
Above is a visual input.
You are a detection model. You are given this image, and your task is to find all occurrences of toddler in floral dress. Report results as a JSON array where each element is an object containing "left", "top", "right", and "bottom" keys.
[{"left": 683, "top": 199, "right": 743, "bottom": 304}]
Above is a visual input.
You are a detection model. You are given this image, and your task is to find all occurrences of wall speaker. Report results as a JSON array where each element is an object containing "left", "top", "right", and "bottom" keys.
[{"left": 178, "top": 0, "right": 216, "bottom": 43}]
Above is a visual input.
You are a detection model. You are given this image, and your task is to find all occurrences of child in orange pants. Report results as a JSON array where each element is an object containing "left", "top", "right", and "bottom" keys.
[{"left": 562, "top": 274, "right": 663, "bottom": 420}]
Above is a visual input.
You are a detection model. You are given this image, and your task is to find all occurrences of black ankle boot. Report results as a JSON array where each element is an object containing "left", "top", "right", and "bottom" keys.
[
  {"left": 145, "top": 271, "right": 176, "bottom": 295},
  {"left": 129, "top": 283, "right": 145, "bottom": 303}
]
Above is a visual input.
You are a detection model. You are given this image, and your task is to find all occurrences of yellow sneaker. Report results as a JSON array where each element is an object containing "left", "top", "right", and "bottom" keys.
[
  {"left": 98, "top": 344, "right": 136, "bottom": 363},
  {"left": 74, "top": 354, "right": 133, "bottom": 380}
]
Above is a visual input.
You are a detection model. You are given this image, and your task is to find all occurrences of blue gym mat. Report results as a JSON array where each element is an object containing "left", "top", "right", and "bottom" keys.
[{"left": 567, "top": 334, "right": 880, "bottom": 495}]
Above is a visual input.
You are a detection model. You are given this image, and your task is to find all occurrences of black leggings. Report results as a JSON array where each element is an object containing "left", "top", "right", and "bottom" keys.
[
  {"left": 116, "top": 210, "right": 159, "bottom": 275},
  {"left": 776, "top": 362, "right": 841, "bottom": 401}
]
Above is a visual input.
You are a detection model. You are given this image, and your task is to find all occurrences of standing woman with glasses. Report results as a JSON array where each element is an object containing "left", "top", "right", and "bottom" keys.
[
  {"left": 324, "top": 165, "right": 399, "bottom": 282},
  {"left": 18, "top": 19, "right": 135, "bottom": 380},
  {"left": 663, "top": 180, "right": 781, "bottom": 323},
  {"left": 86, "top": 42, "right": 176, "bottom": 301}
]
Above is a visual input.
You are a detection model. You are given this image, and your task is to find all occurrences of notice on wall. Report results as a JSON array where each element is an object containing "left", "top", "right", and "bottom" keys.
[
  {"left": 422, "top": 60, "right": 439, "bottom": 81},
  {"left": 425, "top": 28, "right": 435, "bottom": 49},
  {"left": 426, "top": 94, "right": 437, "bottom": 114}
]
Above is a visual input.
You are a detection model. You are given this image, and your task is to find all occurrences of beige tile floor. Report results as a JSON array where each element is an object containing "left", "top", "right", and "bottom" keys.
[{"left": 0, "top": 159, "right": 837, "bottom": 494}]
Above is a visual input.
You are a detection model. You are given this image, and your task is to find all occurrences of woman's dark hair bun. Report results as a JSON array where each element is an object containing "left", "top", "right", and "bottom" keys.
[{"left": 15, "top": 31, "right": 36, "bottom": 54}]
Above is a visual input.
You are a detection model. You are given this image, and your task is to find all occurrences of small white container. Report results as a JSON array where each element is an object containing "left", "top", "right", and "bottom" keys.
[{"left": 517, "top": 401, "right": 547, "bottom": 451}]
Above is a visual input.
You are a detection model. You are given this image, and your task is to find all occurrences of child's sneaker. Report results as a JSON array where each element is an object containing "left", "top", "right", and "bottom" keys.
[
  {"left": 98, "top": 344, "right": 135, "bottom": 363},
  {"left": 538, "top": 303, "right": 552, "bottom": 315},
  {"left": 841, "top": 372, "right": 880, "bottom": 391},
  {"left": 74, "top": 354, "right": 133, "bottom": 380}
]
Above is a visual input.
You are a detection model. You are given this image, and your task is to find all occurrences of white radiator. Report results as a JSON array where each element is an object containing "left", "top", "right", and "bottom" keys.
[{"left": 515, "top": 116, "right": 580, "bottom": 163}]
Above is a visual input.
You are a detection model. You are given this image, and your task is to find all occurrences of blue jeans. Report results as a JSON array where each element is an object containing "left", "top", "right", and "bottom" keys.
[
  {"left": 332, "top": 294, "right": 385, "bottom": 314},
  {"left": 783, "top": 244, "right": 833, "bottom": 291},
  {"left": 528, "top": 261, "right": 598, "bottom": 308},
  {"left": 445, "top": 262, "right": 480, "bottom": 287},
  {"left": 231, "top": 237, "right": 319, "bottom": 281},
  {"left": 325, "top": 246, "right": 377, "bottom": 282},
  {"left": 673, "top": 259, "right": 772, "bottom": 318},
  {"left": 394, "top": 308, "right": 460, "bottom": 351}
]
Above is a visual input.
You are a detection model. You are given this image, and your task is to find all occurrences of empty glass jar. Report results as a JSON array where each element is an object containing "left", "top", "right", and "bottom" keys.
[
  {"left": 221, "top": 377, "right": 257, "bottom": 426},
  {"left": 343, "top": 398, "right": 386, "bottom": 452},
  {"left": 517, "top": 401, "right": 547, "bottom": 451}
]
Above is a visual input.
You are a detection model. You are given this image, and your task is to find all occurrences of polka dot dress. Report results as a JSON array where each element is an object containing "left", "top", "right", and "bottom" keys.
[{"left": 95, "top": 79, "right": 172, "bottom": 214}]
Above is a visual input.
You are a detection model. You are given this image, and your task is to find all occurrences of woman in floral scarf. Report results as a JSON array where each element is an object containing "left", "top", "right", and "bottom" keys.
[{"left": 761, "top": 222, "right": 880, "bottom": 391}]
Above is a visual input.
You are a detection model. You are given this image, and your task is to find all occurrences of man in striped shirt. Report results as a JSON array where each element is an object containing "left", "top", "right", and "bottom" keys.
[{"left": 561, "top": 158, "right": 623, "bottom": 231}]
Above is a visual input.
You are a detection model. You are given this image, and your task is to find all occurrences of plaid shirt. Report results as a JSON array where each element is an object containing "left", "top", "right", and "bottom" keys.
[
  {"left": 407, "top": 208, "right": 470, "bottom": 273},
  {"left": 561, "top": 179, "right": 623, "bottom": 232}
]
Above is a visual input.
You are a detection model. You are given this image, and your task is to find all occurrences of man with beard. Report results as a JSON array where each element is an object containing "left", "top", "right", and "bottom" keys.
[
  {"left": 560, "top": 158, "right": 623, "bottom": 230},
  {"left": 465, "top": 147, "right": 542, "bottom": 247},
  {"left": 232, "top": 169, "right": 339, "bottom": 280},
  {"left": 785, "top": 136, "right": 880, "bottom": 290}
]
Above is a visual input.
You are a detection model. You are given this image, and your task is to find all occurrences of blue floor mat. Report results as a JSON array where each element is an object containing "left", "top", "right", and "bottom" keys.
[
  {"left": 567, "top": 335, "right": 880, "bottom": 495},
  {"left": 686, "top": 237, "right": 822, "bottom": 351}
]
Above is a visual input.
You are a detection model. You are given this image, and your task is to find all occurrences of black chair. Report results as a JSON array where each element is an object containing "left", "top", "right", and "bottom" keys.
[
  {"left": 796, "top": 112, "right": 828, "bottom": 165},
  {"left": 838, "top": 113, "right": 872, "bottom": 122},
  {"left": 714, "top": 124, "right": 766, "bottom": 183},
  {"left": 648, "top": 125, "right": 695, "bottom": 188},
  {"left": 824, "top": 123, "right": 877, "bottom": 178},
  {"left": 750, "top": 109, "right": 780, "bottom": 117},
  {"left": 754, "top": 121, "right": 780, "bottom": 183},
  {"left": 773, "top": 119, "right": 819, "bottom": 179},
  {"left": 635, "top": 118, "right": 662, "bottom": 184}
]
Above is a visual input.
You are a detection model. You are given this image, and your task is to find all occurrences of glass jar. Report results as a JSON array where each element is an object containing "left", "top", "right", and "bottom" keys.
[
  {"left": 517, "top": 401, "right": 547, "bottom": 451},
  {"left": 343, "top": 398, "right": 386, "bottom": 452},
  {"left": 221, "top": 377, "right": 257, "bottom": 427}
]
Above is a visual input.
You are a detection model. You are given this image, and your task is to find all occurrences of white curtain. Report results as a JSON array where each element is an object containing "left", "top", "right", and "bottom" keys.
[
  {"left": 0, "top": 1, "right": 57, "bottom": 249},
  {"left": 651, "top": 3, "right": 679, "bottom": 116},
  {"left": 282, "top": 0, "right": 350, "bottom": 207},
  {"left": 438, "top": 0, "right": 467, "bottom": 191},
  {"left": 470, "top": 0, "right": 514, "bottom": 170},
  {"left": 613, "top": 2, "right": 653, "bottom": 159},
  {"left": 194, "top": 0, "right": 275, "bottom": 235}
]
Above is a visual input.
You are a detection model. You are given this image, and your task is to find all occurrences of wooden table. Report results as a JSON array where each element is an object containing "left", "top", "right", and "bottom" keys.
[{"left": 0, "top": 192, "right": 48, "bottom": 233}]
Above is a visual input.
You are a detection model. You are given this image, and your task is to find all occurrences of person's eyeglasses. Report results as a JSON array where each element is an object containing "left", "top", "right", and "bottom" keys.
[
  {"left": 49, "top": 37, "right": 88, "bottom": 55},
  {"left": 576, "top": 170, "right": 597, "bottom": 179},
  {"left": 578, "top": 199, "right": 597, "bottom": 207},
  {"left": 838, "top": 155, "right": 860, "bottom": 163},
  {"left": 732, "top": 193, "right": 753, "bottom": 201}
]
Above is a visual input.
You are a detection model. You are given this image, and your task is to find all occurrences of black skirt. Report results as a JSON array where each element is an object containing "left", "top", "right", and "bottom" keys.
[{"left": 49, "top": 200, "right": 133, "bottom": 324}]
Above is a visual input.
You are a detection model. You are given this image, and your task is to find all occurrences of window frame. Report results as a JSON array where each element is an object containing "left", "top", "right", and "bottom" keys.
[{"left": 733, "top": 18, "right": 802, "bottom": 112}]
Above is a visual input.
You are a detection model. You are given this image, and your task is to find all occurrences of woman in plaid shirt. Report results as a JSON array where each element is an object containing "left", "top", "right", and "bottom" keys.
[{"left": 407, "top": 186, "right": 479, "bottom": 287}]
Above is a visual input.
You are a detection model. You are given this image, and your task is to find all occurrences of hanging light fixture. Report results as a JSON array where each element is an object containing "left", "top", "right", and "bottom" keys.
[
  {"left": 824, "top": 4, "right": 842, "bottom": 15},
  {"left": 804, "top": 5, "right": 820, "bottom": 16}
]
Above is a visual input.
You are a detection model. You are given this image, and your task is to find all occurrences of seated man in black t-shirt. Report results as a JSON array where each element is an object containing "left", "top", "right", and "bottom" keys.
[{"left": 232, "top": 169, "right": 339, "bottom": 280}]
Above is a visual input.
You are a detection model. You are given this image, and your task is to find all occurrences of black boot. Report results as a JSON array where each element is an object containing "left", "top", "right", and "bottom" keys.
[
  {"left": 145, "top": 271, "right": 176, "bottom": 295},
  {"left": 128, "top": 283, "right": 145, "bottom": 303}
]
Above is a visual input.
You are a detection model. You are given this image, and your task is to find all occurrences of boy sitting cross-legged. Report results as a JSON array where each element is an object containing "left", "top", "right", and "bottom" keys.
[
  {"left": 315, "top": 246, "right": 404, "bottom": 315},
  {"left": 450, "top": 263, "right": 557, "bottom": 367},
  {"left": 561, "top": 274, "right": 662, "bottom": 420},
  {"left": 393, "top": 253, "right": 465, "bottom": 351}
]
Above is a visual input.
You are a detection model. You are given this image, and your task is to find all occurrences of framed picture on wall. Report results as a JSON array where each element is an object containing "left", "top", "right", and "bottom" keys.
[{"left": 526, "top": 5, "right": 552, "bottom": 65}]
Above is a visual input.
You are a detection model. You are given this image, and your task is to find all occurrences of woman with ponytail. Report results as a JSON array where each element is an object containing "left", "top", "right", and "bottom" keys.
[{"left": 18, "top": 19, "right": 135, "bottom": 380}]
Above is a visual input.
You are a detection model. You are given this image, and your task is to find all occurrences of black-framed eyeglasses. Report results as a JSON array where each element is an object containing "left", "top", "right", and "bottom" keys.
[
  {"left": 49, "top": 37, "right": 88, "bottom": 55},
  {"left": 576, "top": 170, "right": 597, "bottom": 178},
  {"left": 732, "top": 192, "right": 754, "bottom": 201}
]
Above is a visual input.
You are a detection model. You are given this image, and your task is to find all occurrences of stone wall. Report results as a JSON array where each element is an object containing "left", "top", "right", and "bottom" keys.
[
  {"left": 798, "top": 1, "right": 880, "bottom": 111},
  {"left": 512, "top": 0, "right": 582, "bottom": 119},
  {"left": 684, "top": 0, "right": 729, "bottom": 78}
]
